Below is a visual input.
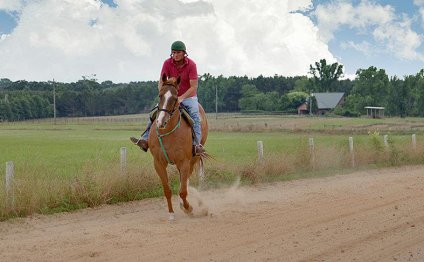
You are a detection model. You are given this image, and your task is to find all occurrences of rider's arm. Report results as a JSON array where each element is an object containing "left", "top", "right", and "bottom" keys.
[{"left": 178, "top": 79, "right": 198, "bottom": 103}]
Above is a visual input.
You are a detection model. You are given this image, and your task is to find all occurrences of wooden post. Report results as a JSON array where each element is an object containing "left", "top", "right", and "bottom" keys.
[
  {"left": 383, "top": 135, "right": 388, "bottom": 148},
  {"left": 349, "top": 137, "right": 355, "bottom": 168},
  {"left": 309, "top": 137, "right": 315, "bottom": 169},
  {"left": 5, "top": 161, "right": 15, "bottom": 207},
  {"left": 257, "top": 141, "right": 264, "bottom": 160},
  {"left": 215, "top": 85, "right": 218, "bottom": 120},
  {"left": 120, "top": 147, "right": 127, "bottom": 175},
  {"left": 412, "top": 134, "right": 416, "bottom": 150}
]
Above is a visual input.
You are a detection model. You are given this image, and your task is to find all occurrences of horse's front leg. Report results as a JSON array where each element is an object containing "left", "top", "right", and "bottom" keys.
[
  {"left": 178, "top": 163, "right": 193, "bottom": 215},
  {"left": 154, "top": 160, "right": 174, "bottom": 220}
]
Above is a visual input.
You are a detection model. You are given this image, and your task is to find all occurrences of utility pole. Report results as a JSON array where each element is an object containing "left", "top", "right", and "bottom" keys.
[
  {"left": 215, "top": 85, "right": 218, "bottom": 120},
  {"left": 53, "top": 79, "right": 56, "bottom": 125},
  {"left": 309, "top": 93, "right": 313, "bottom": 116}
]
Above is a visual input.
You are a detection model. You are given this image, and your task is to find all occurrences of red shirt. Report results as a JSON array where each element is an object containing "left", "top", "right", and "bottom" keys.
[{"left": 160, "top": 57, "right": 198, "bottom": 97}]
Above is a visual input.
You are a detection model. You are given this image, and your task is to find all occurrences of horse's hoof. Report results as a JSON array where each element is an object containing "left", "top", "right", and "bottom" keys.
[
  {"left": 180, "top": 203, "right": 193, "bottom": 215},
  {"left": 168, "top": 212, "right": 175, "bottom": 221}
]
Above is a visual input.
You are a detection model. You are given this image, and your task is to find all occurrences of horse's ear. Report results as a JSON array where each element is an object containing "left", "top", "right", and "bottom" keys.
[
  {"left": 176, "top": 76, "right": 181, "bottom": 85},
  {"left": 162, "top": 74, "right": 167, "bottom": 82}
]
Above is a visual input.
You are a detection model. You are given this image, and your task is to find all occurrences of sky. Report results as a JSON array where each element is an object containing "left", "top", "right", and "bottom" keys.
[{"left": 0, "top": 0, "right": 423, "bottom": 83}]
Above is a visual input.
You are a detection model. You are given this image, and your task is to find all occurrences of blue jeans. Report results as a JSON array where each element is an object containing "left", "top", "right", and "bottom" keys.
[{"left": 141, "top": 96, "right": 202, "bottom": 145}]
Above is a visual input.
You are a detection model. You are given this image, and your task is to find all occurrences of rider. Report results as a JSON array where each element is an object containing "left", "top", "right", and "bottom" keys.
[{"left": 130, "top": 40, "right": 206, "bottom": 156}]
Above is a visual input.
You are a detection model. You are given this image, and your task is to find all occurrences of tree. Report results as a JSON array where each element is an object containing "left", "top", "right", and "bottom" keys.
[
  {"left": 386, "top": 76, "right": 408, "bottom": 117},
  {"left": 280, "top": 91, "right": 309, "bottom": 112},
  {"left": 407, "top": 69, "right": 424, "bottom": 117},
  {"left": 309, "top": 59, "right": 344, "bottom": 92},
  {"left": 354, "top": 66, "right": 389, "bottom": 109},
  {"left": 0, "top": 78, "right": 12, "bottom": 90},
  {"left": 292, "top": 76, "right": 312, "bottom": 92},
  {"left": 238, "top": 84, "right": 260, "bottom": 111},
  {"left": 0, "top": 100, "right": 12, "bottom": 121}
]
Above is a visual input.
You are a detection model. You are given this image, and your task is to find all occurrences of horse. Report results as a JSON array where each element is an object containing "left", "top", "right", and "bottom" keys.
[{"left": 148, "top": 74, "right": 208, "bottom": 221}]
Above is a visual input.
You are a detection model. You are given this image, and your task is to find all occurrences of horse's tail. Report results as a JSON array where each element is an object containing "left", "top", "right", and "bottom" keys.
[
  {"left": 196, "top": 156, "right": 205, "bottom": 190},
  {"left": 199, "top": 151, "right": 214, "bottom": 161},
  {"left": 197, "top": 153, "right": 215, "bottom": 190}
]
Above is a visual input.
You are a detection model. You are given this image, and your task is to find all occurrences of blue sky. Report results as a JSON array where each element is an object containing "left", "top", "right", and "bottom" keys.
[
  {"left": 308, "top": 0, "right": 424, "bottom": 78},
  {"left": 0, "top": 0, "right": 423, "bottom": 82}
]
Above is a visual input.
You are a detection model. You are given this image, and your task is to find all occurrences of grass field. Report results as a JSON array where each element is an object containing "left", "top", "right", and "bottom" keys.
[{"left": 1, "top": 114, "right": 424, "bottom": 220}]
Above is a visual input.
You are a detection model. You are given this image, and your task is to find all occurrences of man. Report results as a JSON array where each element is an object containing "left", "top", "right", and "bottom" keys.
[{"left": 130, "top": 40, "right": 205, "bottom": 156}]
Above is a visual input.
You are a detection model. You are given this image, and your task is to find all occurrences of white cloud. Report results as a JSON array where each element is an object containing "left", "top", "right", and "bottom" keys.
[
  {"left": 0, "top": 0, "right": 25, "bottom": 11},
  {"left": 314, "top": 0, "right": 424, "bottom": 62},
  {"left": 287, "top": 0, "right": 313, "bottom": 12},
  {"left": 0, "top": 34, "right": 8, "bottom": 41},
  {"left": 373, "top": 16, "right": 424, "bottom": 61},
  {"left": 420, "top": 8, "right": 424, "bottom": 27},
  {"left": 314, "top": 0, "right": 395, "bottom": 42},
  {"left": 414, "top": 0, "right": 424, "bottom": 6},
  {"left": 413, "top": 0, "right": 424, "bottom": 28},
  {"left": 0, "top": 0, "right": 335, "bottom": 82},
  {"left": 340, "top": 40, "right": 372, "bottom": 55},
  {"left": 417, "top": 7, "right": 424, "bottom": 29}
]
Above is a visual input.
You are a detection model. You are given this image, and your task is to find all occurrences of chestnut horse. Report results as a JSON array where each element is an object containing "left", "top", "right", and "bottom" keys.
[{"left": 149, "top": 74, "right": 208, "bottom": 221}]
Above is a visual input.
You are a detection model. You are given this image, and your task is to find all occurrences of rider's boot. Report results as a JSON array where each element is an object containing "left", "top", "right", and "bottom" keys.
[{"left": 130, "top": 137, "right": 149, "bottom": 152}]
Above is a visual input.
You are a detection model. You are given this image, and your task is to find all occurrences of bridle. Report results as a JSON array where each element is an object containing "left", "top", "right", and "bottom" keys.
[
  {"left": 155, "top": 82, "right": 181, "bottom": 165},
  {"left": 157, "top": 83, "right": 179, "bottom": 127},
  {"left": 157, "top": 97, "right": 177, "bottom": 117}
]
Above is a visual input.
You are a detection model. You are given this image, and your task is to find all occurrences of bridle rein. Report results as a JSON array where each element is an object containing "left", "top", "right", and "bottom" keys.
[
  {"left": 155, "top": 82, "right": 182, "bottom": 165},
  {"left": 157, "top": 82, "right": 179, "bottom": 122}
]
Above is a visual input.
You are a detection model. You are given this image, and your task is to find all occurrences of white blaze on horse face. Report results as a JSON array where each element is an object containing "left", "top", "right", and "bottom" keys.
[{"left": 157, "top": 90, "right": 173, "bottom": 128}]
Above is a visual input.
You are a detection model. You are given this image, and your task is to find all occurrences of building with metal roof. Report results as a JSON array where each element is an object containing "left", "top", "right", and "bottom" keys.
[{"left": 313, "top": 92, "right": 345, "bottom": 115}]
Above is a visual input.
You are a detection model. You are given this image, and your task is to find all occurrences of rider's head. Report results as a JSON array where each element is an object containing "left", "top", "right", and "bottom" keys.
[
  {"left": 170, "top": 41, "right": 187, "bottom": 62},
  {"left": 171, "top": 41, "right": 186, "bottom": 53}
]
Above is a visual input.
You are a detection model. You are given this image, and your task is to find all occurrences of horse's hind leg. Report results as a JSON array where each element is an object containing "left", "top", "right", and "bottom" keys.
[{"left": 154, "top": 161, "right": 174, "bottom": 220}]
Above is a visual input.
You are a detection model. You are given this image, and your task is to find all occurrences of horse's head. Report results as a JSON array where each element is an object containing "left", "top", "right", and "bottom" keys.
[{"left": 156, "top": 74, "right": 180, "bottom": 129}]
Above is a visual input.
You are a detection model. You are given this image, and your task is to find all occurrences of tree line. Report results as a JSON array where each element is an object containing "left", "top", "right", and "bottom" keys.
[{"left": 0, "top": 59, "right": 424, "bottom": 121}]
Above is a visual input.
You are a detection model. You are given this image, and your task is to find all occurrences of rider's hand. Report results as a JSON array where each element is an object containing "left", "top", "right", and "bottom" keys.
[{"left": 178, "top": 96, "right": 184, "bottom": 104}]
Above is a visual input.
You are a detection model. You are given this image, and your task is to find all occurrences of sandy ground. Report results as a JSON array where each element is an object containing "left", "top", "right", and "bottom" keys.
[{"left": 1, "top": 166, "right": 424, "bottom": 262}]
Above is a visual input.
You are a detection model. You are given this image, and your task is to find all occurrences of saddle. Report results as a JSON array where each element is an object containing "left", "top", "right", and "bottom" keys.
[{"left": 149, "top": 105, "right": 195, "bottom": 127}]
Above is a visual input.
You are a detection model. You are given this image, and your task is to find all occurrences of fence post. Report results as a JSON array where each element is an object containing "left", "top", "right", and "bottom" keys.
[
  {"left": 5, "top": 161, "right": 15, "bottom": 207},
  {"left": 412, "top": 134, "right": 416, "bottom": 150},
  {"left": 257, "top": 141, "right": 264, "bottom": 160},
  {"left": 349, "top": 137, "right": 355, "bottom": 168},
  {"left": 383, "top": 135, "right": 389, "bottom": 148},
  {"left": 309, "top": 137, "right": 315, "bottom": 169},
  {"left": 120, "top": 147, "right": 127, "bottom": 175}
]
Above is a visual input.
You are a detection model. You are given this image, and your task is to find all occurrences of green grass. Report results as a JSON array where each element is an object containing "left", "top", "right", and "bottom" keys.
[{"left": 1, "top": 114, "right": 424, "bottom": 220}]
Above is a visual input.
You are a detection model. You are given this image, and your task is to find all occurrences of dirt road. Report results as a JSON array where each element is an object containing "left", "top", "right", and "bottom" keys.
[{"left": 1, "top": 166, "right": 424, "bottom": 261}]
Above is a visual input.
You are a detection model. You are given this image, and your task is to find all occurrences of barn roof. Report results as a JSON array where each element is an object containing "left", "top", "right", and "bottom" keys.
[{"left": 313, "top": 92, "right": 344, "bottom": 109}]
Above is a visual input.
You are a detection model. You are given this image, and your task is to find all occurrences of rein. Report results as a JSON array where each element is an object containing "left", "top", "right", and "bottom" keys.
[{"left": 155, "top": 107, "right": 181, "bottom": 165}]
